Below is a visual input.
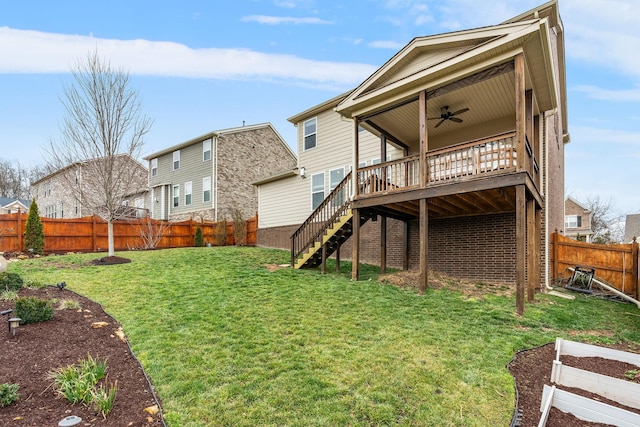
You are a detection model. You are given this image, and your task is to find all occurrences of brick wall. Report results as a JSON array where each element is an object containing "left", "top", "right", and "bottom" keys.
[{"left": 258, "top": 212, "right": 518, "bottom": 284}]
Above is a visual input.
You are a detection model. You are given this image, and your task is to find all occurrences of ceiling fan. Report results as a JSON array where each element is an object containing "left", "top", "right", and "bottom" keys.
[{"left": 428, "top": 106, "right": 470, "bottom": 128}]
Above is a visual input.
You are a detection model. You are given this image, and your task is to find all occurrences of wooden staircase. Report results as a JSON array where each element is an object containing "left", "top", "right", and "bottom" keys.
[{"left": 292, "top": 172, "right": 367, "bottom": 269}]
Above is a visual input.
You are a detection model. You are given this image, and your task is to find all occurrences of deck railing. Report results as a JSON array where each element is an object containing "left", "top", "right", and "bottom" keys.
[
  {"left": 358, "top": 132, "right": 518, "bottom": 197},
  {"left": 290, "top": 171, "right": 352, "bottom": 266}
]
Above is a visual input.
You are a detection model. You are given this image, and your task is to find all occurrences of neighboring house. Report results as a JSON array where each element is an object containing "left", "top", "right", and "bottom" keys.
[
  {"left": 564, "top": 196, "right": 593, "bottom": 242},
  {"left": 145, "top": 123, "right": 296, "bottom": 222},
  {"left": 623, "top": 214, "right": 640, "bottom": 243},
  {"left": 0, "top": 197, "right": 30, "bottom": 214},
  {"left": 256, "top": 0, "right": 568, "bottom": 302},
  {"left": 31, "top": 155, "right": 148, "bottom": 219}
]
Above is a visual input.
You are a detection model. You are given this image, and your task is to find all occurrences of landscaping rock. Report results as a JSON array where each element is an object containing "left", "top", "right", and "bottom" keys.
[{"left": 0, "top": 256, "right": 6, "bottom": 273}]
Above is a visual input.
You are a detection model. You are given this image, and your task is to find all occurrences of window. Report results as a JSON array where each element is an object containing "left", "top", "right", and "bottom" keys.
[
  {"left": 185, "top": 181, "right": 192, "bottom": 206},
  {"left": 565, "top": 215, "right": 581, "bottom": 229},
  {"left": 173, "top": 185, "right": 179, "bottom": 207},
  {"left": 330, "top": 168, "right": 345, "bottom": 207},
  {"left": 203, "top": 139, "right": 211, "bottom": 161},
  {"left": 372, "top": 158, "right": 381, "bottom": 165},
  {"left": 311, "top": 172, "right": 324, "bottom": 210},
  {"left": 60, "top": 203, "right": 64, "bottom": 219},
  {"left": 173, "top": 150, "right": 180, "bottom": 170},
  {"left": 151, "top": 158, "right": 158, "bottom": 176},
  {"left": 203, "top": 177, "right": 211, "bottom": 203},
  {"left": 75, "top": 199, "right": 80, "bottom": 215},
  {"left": 303, "top": 117, "right": 317, "bottom": 150},
  {"left": 358, "top": 161, "right": 367, "bottom": 168}
]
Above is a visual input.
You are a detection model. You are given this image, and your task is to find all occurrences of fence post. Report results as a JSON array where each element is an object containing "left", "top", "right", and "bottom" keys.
[
  {"left": 189, "top": 218, "right": 193, "bottom": 247},
  {"left": 632, "top": 237, "right": 639, "bottom": 300},
  {"left": 92, "top": 215, "right": 97, "bottom": 252},
  {"left": 17, "top": 209, "right": 23, "bottom": 252},
  {"left": 551, "top": 229, "right": 558, "bottom": 282}
]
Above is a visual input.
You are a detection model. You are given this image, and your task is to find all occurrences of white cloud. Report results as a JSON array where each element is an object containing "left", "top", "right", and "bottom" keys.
[
  {"left": 368, "top": 40, "right": 405, "bottom": 50},
  {"left": 574, "top": 85, "right": 640, "bottom": 102},
  {"left": 570, "top": 125, "right": 640, "bottom": 146},
  {"left": 241, "top": 15, "right": 332, "bottom": 25},
  {"left": 0, "top": 27, "right": 375, "bottom": 87}
]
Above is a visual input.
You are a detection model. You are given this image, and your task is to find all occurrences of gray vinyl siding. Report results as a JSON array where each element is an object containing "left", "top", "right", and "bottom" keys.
[{"left": 148, "top": 140, "right": 215, "bottom": 217}]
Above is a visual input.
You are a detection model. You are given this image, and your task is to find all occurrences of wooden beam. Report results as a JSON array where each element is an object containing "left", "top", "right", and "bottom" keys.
[
  {"left": 351, "top": 208, "right": 360, "bottom": 280},
  {"left": 515, "top": 53, "right": 526, "bottom": 171},
  {"left": 419, "top": 198, "right": 428, "bottom": 293},
  {"left": 354, "top": 117, "right": 360, "bottom": 197},
  {"left": 321, "top": 243, "right": 327, "bottom": 275},
  {"left": 527, "top": 198, "right": 535, "bottom": 302},
  {"left": 419, "top": 90, "right": 428, "bottom": 187},
  {"left": 516, "top": 185, "right": 526, "bottom": 315},
  {"left": 335, "top": 245, "right": 341, "bottom": 273},
  {"left": 364, "top": 120, "right": 410, "bottom": 151},
  {"left": 380, "top": 216, "right": 387, "bottom": 274}
]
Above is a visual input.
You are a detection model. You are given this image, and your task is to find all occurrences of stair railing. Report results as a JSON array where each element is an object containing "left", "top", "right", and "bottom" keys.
[{"left": 291, "top": 171, "right": 352, "bottom": 266}]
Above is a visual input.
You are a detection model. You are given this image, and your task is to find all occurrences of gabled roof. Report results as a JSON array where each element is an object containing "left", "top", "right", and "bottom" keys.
[
  {"left": 0, "top": 197, "right": 30, "bottom": 209},
  {"left": 336, "top": 1, "right": 566, "bottom": 137},
  {"left": 144, "top": 122, "right": 296, "bottom": 161},
  {"left": 565, "top": 196, "right": 591, "bottom": 213},
  {"left": 31, "top": 154, "right": 147, "bottom": 186}
]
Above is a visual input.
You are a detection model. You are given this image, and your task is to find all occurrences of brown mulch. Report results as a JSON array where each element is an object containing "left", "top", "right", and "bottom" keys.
[{"left": 0, "top": 286, "right": 163, "bottom": 427}]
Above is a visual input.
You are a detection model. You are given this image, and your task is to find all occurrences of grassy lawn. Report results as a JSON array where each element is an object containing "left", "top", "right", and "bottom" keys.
[{"left": 9, "top": 247, "right": 640, "bottom": 426}]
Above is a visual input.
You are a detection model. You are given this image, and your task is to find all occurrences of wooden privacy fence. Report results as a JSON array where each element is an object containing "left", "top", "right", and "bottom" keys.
[
  {"left": 550, "top": 231, "right": 639, "bottom": 299},
  {"left": 0, "top": 212, "right": 257, "bottom": 253}
]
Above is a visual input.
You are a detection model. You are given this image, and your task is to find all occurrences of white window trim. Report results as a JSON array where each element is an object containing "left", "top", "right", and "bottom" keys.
[
  {"left": 151, "top": 158, "right": 158, "bottom": 176},
  {"left": 173, "top": 184, "right": 180, "bottom": 207},
  {"left": 173, "top": 150, "right": 180, "bottom": 170},
  {"left": 303, "top": 117, "right": 317, "bottom": 151},
  {"left": 203, "top": 176, "right": 212, "bottom": 203},
  {"left": 310, "top": 172, "right": 325, "bottom": 210},
  {"left": 203, "top": 139, "right": 212, "bottom": 162},
  {"left": 185, "top": 181, "right": 192, "bottom": 206}
]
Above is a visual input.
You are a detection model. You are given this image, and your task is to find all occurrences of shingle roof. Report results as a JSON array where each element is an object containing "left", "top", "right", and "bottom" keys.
[{"left": 0, "top": 197, "right": 30, "bottom": 208}]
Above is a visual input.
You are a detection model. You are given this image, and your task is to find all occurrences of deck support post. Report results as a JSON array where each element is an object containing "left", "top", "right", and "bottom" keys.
[
  {"left": 527, "top": 198, "right": 536, "bottom": 302},
  {"left": 516, "top": 185, "right": 526, "bottom": 315},
  {"left": 353, "top": 117, "right": 360, "bottom": 197},
  {"left": 335, "top": 245, "right": 341, "bottom": 273},
  {"left": 419, "top": 198, "right": 428, "bottom": 293},
  {"left": 321, "top": 242, "right": 327, "bottom": 275},
  {"left": 352, "top": 208, "right": 360, "bottom": 281},
  {"left": 515, "top": 53, "right": 526, "bottom": 172},
  {"left": 419, "top": 90, "right": 428, "bottom": 187},
  {"left": 380, "top": 215, "right": 387, "bottom": 274}
]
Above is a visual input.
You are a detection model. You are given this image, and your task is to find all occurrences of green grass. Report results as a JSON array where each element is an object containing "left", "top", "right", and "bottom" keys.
[{"left": 10, "top": 247, "right": 640, "bottom": 426}]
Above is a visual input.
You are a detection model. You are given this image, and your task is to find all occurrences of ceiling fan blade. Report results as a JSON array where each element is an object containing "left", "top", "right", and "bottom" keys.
[
  {"left": 450, "top": 117, "right": 463, "bottom": 123},
  {"left": 451, "top": 108, "right": 469, "bottom": 116},
  {"left": 435, "top": 119, "right": 445, "bottom": 128}
]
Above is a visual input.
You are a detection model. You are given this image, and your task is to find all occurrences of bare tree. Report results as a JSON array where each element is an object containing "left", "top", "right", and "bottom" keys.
[
  {"left": 585, "top": 196, "right": 620, "bottom": 244},
  {"left": 48, "top": 51, "right": 152, "bottom": 256}
]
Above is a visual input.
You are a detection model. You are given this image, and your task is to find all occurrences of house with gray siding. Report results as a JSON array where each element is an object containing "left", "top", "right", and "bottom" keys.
[{"left": 145, "top": 123, "right": 295, "bottom": 222}]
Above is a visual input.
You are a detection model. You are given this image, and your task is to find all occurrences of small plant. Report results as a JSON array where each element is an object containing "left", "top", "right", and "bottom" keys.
[
  {"left": 194, "top": 225, "right": 204, "bottom": 247},
  {"left": 625, "top": 369, "right": 639, "bottom": 383},
  {"left": 214, "top": 220, "right": 227, "bottom": 246},
  {"left": 0, "top": 383, "right": 19, "bottom": 407},
  {"left": 58, "top": 299, "right": 82, "bottom": 310},
  {"left": 0, "top": 290, "right": 19, "bottom": 301},
  {"left": 14, "top": 296, "right": 54, "bottom": 324},
  {"left": 49, "top": 355, "right": 108, "bottom": 406},
  {"left": 0, "top": 272, "right": 24, "bottom": 292},
  {"left": 230, "top": 208, "right": 247, "bottom": 246},
  {"left": 91, "top": 380, "right": 118, "bottom": 418}
]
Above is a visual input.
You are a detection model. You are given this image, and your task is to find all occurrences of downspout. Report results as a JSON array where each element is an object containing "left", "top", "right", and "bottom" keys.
[{"left": 544, "top": 108, "right": 558, "bottom": 290}]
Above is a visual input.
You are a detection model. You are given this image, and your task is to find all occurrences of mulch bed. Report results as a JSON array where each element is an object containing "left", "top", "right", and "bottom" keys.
[{"left": 0, "top": 286, "right": 164, "bottom": 427}]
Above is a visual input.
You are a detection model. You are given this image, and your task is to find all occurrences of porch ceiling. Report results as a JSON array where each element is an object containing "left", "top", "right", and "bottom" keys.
[{"left": 360, "top": 70, "right": 521, "bottom": 152}]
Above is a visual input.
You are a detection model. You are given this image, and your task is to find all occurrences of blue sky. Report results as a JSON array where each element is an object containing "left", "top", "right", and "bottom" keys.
[{"left": 1, "top": 0, "right": 639, "bottom": 215}]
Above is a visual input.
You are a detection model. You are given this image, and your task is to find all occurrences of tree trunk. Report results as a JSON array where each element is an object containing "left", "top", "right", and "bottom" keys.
[{"left": 108, "top": 220, "right": 115, "bottom": 256}]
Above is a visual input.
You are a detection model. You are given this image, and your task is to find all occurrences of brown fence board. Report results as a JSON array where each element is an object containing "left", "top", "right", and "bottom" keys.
[
  {"left": 0, "top": 212, "right": 257, "bottom": 254},
  {"left": 550, "top": 231, "right": 639, "bottom": 299}
]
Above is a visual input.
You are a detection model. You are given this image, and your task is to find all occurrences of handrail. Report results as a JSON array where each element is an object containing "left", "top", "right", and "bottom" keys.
[{"left": 291, "top": 171, "right": 352, "bottom": 266}]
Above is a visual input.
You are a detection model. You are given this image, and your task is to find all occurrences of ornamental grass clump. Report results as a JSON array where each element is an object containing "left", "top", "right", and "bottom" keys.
[{"left": 49, "top": 354, "right": 116, "bottom": 416}]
